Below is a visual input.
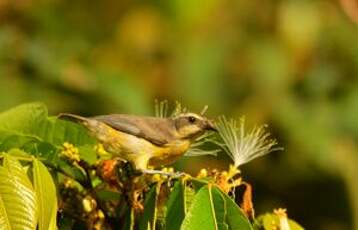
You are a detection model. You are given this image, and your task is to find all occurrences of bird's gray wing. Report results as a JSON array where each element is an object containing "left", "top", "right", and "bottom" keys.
[{"left": 92, "top": 114, "right": 175, "bottom": 146}]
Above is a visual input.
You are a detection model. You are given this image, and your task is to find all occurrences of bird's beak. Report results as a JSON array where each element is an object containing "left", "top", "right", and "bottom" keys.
[{"left": 205, "top": 119, "right": 218, "bottom": 131}]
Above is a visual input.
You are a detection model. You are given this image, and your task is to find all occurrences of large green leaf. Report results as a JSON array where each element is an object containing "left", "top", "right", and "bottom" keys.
[
  {"left": 0, "top": 155, "right": 38, "bottom": 230},
  {"left": 33, "top": 159, "right": 58, "bottom": 230},
  {"left": 181, "top": 185, "right": 253, "bottom": 230},
  {"left": 0, "top": 103, "right": 95, "bottom": 185},
  {"left": 165, "top": 181, "right": 186, "bottom": 230},
  {"left": 0, "top": 102, "right": 94, "bottom": 153},
  {"left": 0, "top": 133, "right": 38, "bottom": 152},
  {"left": 4, "top": 148, "right": 34, "bottom": 160},
  {"left": 0, "top": 187, "right": 10, "bottom": 230},
  {"left": 41, "top": 117, "right": 95, "bottom": 147}
]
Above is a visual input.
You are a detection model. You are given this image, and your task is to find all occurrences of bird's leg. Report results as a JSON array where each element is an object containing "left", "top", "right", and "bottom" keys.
[
  {"left": 141, "top": 169, "right": 185, "bottom": 178},
  {"left": 133, "top": 157, "right": 186, "bottom": 177}
]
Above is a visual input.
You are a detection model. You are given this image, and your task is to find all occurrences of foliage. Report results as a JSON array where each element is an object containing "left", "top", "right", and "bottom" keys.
[
  {"left": 1, "top": 0, "right": 357, "bottom": 228},
  {"left": 0, "top": 103, "right": 304, "bottom": 229}
]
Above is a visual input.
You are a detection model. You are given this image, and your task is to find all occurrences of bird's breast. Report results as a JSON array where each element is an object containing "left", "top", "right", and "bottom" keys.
[{"left": 149, "top": 140, "right": 191, "bottom": 167}]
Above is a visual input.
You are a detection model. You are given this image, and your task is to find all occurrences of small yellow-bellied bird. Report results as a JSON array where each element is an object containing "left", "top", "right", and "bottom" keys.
[{"left": 58, "top": 112, "right": 216, "bottom": 174}]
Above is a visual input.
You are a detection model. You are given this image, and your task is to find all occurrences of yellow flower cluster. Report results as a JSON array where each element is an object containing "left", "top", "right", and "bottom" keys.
[
  {"left": 196, "top": 168, "right": 208, "bottom": 178},
  {"left": 196, "top": 165, "right": 242, "bottom": 193},
  {"left": 94, "top": 143, "right": 110, "bottom": 157},
  {"left": 150, "top": 167, "right": 175, "bottom": 182},
  {"left": 82, "top": 196, "right": 97, "bottom": 213},
  {"left": 61, "top": 142, "right": 80, "bottom": 162},
  {"left": 216, "top": 165, "right": 242, "bottom": 193},
  {"left": 82, "top": 195, "right": 105, "bottom": 230}
]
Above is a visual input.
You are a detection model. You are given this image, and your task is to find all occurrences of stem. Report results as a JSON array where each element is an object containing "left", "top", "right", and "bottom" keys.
[{"left": 130, "top": 208, "right": 135, "bottom": 230}]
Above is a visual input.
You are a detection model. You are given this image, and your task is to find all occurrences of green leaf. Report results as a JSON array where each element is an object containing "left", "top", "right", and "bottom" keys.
[
  {"left": 165, "top": 181, "right": 186, "bottom": 230},
  {"left": 33, "top": 159, "right": 58, "bottom": 230},
  {"left": 223, "top": 189, "right": 252, "bottom": 229},
  {"left": 181, "top": 185, "right": 215, "bottom": 230},
  {"left": 254, "top": 213, "right": 304, "bottom": 230},
  {"left": 0, "top": 103, "right": 94, "bottom": 154},
  {"left": 0, "top": 103, "right": 94, "bottom": 185},
  {"left": 211, "top": 187, "right": 228, "bottom": 230},
  {"left": 0, "top": 133, "right": 38, "bottom": 152},
  {"left": 6, "top": 148, "right": 33, "bottom": 160},
  {"left": 181, "top": 185, "right": 252, "bottom": 230},
  {"left": 139, "top": 184, "right": 160, "bottom": 230},
  {"left": 0, "top": 155, "right": 38, "bottom": 230},
  {"left": 0, "top": 102, "right": 47, "bottom": 135},
  {"left": 184, "top": 186, "right": 196, "bottom": 214},
  {"left": 78, "top": 145, "right": 97, "bottom": 164},
  {"left": 0, "top": 194, "right": 10, "bottom": 229},
  {"left": 43, "top": 117, "right": 95, "bottom": 147}
]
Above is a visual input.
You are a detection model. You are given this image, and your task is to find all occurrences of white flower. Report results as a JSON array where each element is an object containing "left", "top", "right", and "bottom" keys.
[{"left": 216, "top": 116, "right": 282, "bottom": 167}]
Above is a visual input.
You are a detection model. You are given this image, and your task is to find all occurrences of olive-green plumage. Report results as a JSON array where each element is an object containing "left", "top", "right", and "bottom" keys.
[{"left": 58, "top": 112, "right": 216, "bottom": 171}]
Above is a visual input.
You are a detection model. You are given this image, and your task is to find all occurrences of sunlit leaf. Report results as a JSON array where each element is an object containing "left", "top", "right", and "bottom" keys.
[
  {"left": 0, "top": 103, "right": 95, "bottom": 154},
  {"left": 5, "top": 148, "right": 33, "bottom": 160},
  {"left": 33, "top": 159, "right": 58, "bottom": 230},
  {"left": 0, "top": 155, "right": 37, "bottom": 230},
  {"left": 0, "top": 103, "right": 94, "bottom": 185}
]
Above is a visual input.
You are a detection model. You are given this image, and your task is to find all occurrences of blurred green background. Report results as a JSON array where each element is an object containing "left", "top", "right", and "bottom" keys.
[{"left": 1, "top": 0, "right": 358, "bottom": 229}]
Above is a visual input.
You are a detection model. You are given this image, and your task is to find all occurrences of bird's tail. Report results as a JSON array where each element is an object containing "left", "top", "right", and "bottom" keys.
[{"left": 57, "top": 113, "right": 88, "bottom": 123}]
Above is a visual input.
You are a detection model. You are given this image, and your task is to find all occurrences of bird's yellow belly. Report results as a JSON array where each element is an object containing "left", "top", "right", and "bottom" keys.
[
  {"left": 149, "top": 140, "right": 190, "bottom": 167},
  {"left": 87, "top": 121, "right": 190, "bottom": 169},
  {"left": 105, "top": 129, "right": 156, "bottom": 159}
]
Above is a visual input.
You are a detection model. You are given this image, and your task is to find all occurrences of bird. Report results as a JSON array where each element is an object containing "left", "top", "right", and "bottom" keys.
[{"left": 58, "top": 112, "right": 217, "bottom": 175}]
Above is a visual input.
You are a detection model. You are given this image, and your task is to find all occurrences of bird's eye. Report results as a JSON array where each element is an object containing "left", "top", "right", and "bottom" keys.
[{"left": 188, "top": 116, "right": 196, "bottom": 123}]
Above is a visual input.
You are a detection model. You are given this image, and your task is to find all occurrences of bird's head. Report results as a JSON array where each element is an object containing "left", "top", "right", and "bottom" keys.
[{"left": 173, "top": 113, "right": 217, "bottom": 140}]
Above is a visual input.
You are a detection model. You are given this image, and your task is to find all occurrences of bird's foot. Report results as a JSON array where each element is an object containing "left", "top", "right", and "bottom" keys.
[{"left": 141, "top": 169, "right": 185, "bottom": 178}]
